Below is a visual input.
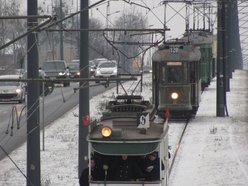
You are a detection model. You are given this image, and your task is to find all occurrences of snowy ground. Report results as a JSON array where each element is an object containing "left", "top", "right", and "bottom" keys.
[
  {"left": 0, "top": 70, "right": 248, "bottom": 186},
  {"left": 169, "top": 70, "right": 248, "bottom": 186}
]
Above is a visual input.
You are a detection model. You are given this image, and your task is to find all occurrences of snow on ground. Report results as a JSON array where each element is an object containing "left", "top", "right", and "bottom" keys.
[
  {"left": 169, "top": 70, "right": 248, "bottom": 186},
  {"left": 0, "top": 70, "right": 248, "bottom": 186}
]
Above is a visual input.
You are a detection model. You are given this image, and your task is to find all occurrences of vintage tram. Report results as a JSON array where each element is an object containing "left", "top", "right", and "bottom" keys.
[
  {"left": 182, "top": 30, "right": 215, "bottom": 89},
  {"left": 87, "top": 95, "right": 169, "bottom": 186},
  {"left": 152, "top": 40, "right": 201, "bottom": 117}
]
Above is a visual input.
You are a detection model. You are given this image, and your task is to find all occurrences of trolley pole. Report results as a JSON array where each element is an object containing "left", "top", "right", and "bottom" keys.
[
  {"left": 78, "top": 0, "right": 89, "bottom": 178},
  {"left": 27, "top": 0, "right": 41, "bottom": 185}
]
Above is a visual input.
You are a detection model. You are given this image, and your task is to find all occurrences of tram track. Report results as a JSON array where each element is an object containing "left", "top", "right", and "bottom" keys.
[{"left": 168, "top": 117, "right": 191, "bottom": 176}]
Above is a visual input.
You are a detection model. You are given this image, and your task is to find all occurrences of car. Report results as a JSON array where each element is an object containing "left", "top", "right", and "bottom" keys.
[
  {"left": 142, "top": 65, "right": 152, "bottom": 73},
  {"left": 38, "top": 69, "right": 54, "bottom": 96},
  {"left": 22, "top": 69, "right": 54, "bottom": 96},
  {"left": 15, "top": 68, "right": 25, "bottom": 76},
  {"left": 71, "top": 59, "right": 80, "bottom": 63},
  {"left": 92, "top": 58, "right": 108, "bottom": 66},
  {"left": 70, "top": 59, "right": 96, "bottom": 77},
  {"left": 41, "top": 60, "right": 70, "bottom": 87},
  {"left": 0, "top": 74, "right": 25, "bottom": 103},
  {"left": 94, "top": 60, "right": 118, "bottom": 83},
  {"left": 89, "top": 60, "right": 97, "bottom": 77},
  {"left": 68, "top": 62, "right": 80, "bottom": 78}
]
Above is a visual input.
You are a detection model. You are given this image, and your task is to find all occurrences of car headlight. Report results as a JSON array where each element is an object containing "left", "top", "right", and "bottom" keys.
[
  {"left": 76, "top": 72, "right": 80, "bottom": 76},
  {"left": 96, "top": 69, "right": 100, "bottom": 75},
  {"left": 58, "top": 72, "right": 64, "bottom": 76},
  {"left": 16, "top": 88, "right": 22, "bottom": 94},
  {"left": 101, "top": 127, "right": 112, "bottom": 138},
  {"left": 170, "top": 92, "right": 179, "bottom": 100}
]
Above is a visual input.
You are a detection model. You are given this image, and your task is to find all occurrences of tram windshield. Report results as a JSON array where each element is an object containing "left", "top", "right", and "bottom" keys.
[
  {"left": 162, "top": 62, "right": 183, "bottom": 83},
  {"left": 87, "top": 151, "right": 166, "bottom": 184}
]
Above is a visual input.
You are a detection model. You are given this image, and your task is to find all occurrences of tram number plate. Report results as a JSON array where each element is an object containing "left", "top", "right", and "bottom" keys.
[{"left": 170, "top": 47, "right": 179, "bottom": 54}]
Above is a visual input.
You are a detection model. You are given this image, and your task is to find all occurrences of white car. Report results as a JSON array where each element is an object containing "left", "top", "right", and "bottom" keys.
[
  {"left": 94, "top": 60, "right": 118, "bottom": 83},
  {"left": 0, "top": 75, "right": 25, "bottom": 103}
]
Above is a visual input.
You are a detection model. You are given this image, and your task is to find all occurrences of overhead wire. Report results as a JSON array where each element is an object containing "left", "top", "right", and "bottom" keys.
[
  {"left": 141, "top": 0, "right": 165, "bottom": 26},
  {"left": 0, "top": 144, "right": 34, "bottom": 186}
]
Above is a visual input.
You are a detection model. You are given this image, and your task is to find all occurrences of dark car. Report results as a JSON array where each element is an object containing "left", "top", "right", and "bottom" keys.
[
  {"left": 41, "top": 60, "right": 70, "bottom": 87},
  {"left": 68, "top": 62, "right": 80, "bottom": 78},
  {"left": 71, "top": 59, "right": 96, "bottom": 77},
  {"left": 39, "top": 69, "right": 54, "bottom": 96},
  {"left": 23, "top": 69, "right": 54, "bottom": 96}
]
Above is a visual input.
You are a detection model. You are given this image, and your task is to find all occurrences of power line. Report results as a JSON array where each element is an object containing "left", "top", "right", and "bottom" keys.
[{"left": 0, "top": 144, "right": 34, "bottom": 186}]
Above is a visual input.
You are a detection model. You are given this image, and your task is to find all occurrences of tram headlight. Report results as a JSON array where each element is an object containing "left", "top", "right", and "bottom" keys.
[
  {"left": 101, "top": 127, "right": 112, "bottom": 138},
  {"left": 170, "top": 92, "right": 179, "bottom": 100}
]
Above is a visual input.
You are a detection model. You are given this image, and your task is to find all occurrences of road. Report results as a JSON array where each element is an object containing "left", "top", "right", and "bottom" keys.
[{"left": 0, "top": 82, "right": 114, "bottom": 160}]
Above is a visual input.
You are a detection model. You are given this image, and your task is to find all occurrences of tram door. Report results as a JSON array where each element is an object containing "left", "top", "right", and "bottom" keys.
[{"left": 160, "top": 133, "right": 169, "bottom": 186}]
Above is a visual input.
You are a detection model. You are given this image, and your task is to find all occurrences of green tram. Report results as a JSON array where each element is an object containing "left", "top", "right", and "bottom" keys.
[
  {"left": 183, "top": 30, "right": 214, "bottom": 89},
  {"left": 152, "top": 40, "right": 201, "bottom": 117},
  {"left": 88, "top": 95, "right": 170, "bottom": 186}
]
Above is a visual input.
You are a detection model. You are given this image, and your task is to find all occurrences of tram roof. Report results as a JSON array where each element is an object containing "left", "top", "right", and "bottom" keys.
[
  {"left": 152, "top": 42, "right": 201, "bottom": 63},
  {"left": 88, "top": 95, "right": 169, "bottom": 155},
  {"left": 88, "top": 120, "right": 168, "bottom": 155}
]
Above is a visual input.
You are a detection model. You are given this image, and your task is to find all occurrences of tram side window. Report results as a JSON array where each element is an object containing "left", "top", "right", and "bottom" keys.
[
  {"left": 190, "top": 63, "right": 196, "bottom": 83},
  {"left": 167, "top": 66, "right": 182, "bottom": 83}
]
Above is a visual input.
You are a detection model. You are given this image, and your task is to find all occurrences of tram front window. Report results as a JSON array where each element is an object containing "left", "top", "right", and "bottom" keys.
[{"left": 167, "top": 66, "right": 182, "bottom": 83}]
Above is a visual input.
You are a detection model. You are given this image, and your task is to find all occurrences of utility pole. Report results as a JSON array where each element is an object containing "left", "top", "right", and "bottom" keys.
[
  {"left": 223, "top": 0, "right": 230, "bottom": 92},
  {"left": 78, "top": 0, "right": 89, "bottom": 177},
  {"left": 226, "top": 0, "right": 243, "bottom": 71},
  {"left": 27, "top": 0, "right": 41, "bottom": 185},
  {"left": 60, "top": 0, "right": 64, "bottom": 60},
  {"left": 216, "top": 0, "right": 226, "bottom": 117}
]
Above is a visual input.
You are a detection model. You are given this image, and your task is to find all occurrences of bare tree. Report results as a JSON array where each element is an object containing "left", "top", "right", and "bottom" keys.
[
  {"left": 112, "top": 8, "right": 148, "bottom": 73},
  {"left": 0, "top": 0, "right": 25, "bottom": 54},
  {"left": 0, "top": 0, "right": 26, "bottom": 70}
]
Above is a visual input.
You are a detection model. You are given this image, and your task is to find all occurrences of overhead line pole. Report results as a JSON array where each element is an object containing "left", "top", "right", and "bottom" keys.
[
  {"left": 216, "top": 0, "right": 225, "bottom": 117},
  {"left": 59, "top": 0, "right": 64, "bottom": 60},
  {"left": 27, "top": 0, "right": 41, "bottom": 185},
  {"left": 78, "top": 0, "right": 89, "bottom": 178},
  {"left": 221, "top": 0, "right": 229, "bottom": 116}
]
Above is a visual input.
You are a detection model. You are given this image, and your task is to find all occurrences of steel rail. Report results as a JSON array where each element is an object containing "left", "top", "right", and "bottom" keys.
[{"left": 168, "top": 117, "right": 191, "bottom": 176}]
